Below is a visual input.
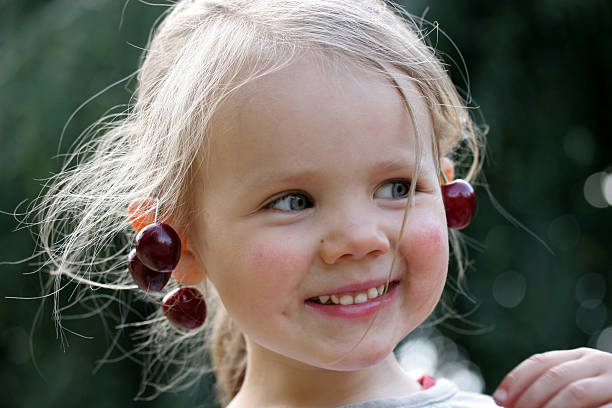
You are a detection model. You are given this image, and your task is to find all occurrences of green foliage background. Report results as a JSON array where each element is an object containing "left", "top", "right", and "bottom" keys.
[{"left": 1, "top": 0, "right": 610, "bottom": 407}]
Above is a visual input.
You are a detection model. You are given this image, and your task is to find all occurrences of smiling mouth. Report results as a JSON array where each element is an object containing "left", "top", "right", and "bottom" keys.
[{"left": 307, "top": 281, "right": 399, "bottom": 306}]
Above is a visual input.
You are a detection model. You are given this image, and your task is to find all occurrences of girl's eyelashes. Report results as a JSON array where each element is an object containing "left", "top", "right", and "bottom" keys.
[
  {"left": 265, "top": 192, "right": 314, "bottom": 212},
  {"left": 374, "top": 180, "right": 412, "bottom": 199},
  {"left": 263, "top": 180, "right": 412, "bottom": 212}
]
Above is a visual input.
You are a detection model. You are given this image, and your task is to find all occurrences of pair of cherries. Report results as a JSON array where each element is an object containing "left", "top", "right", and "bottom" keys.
[{"left": 128, "top": 222, "right": 206, "bottom": 330}]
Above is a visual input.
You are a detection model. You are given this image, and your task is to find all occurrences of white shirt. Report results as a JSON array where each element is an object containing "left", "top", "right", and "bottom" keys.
[{"left": 338, "top": 379, "right": 498, "bottom": 408}]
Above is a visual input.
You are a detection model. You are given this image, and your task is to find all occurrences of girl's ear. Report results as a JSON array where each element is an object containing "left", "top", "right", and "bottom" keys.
[
  {"left": 127, "top": 198, "right": 206, "bottom": 285},
  {"left": 171, "top": 237, "right": 206, "bottom": 285},
  {"left": 440, "top": 157, "right": 455, "bottom": 183}
]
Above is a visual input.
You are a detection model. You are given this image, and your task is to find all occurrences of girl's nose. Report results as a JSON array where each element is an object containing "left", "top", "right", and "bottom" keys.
[{"left": 319, "top": 219, "right": 390, "bottom": 265}]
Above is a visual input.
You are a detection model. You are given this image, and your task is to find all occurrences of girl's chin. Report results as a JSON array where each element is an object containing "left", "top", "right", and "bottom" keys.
[
  {"left": 294, "top": 324, "right": 410, "bottom": 372},
  {"left": 303, "top": 344, "right": 396, "bottom": 372}
]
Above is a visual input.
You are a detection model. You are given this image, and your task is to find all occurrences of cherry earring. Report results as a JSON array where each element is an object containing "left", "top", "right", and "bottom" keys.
[
  {"left": 440, "top": 171, "right": 477, "bottom": 230},
  {"left": 127, "top": 199, "right": 207, "bottom": 330},
  {"left": 128, "top": 201, "right": 181, "bottom": 291}
]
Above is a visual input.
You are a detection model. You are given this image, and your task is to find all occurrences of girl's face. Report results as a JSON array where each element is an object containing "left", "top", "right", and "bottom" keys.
[{"left": 194, "top": 57, "right": 448, "bottom": 371}]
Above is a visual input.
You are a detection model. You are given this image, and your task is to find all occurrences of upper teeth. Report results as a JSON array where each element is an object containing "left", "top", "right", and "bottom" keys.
[{"left": 316, "top": 284, "right": 389, "bottom": 305}]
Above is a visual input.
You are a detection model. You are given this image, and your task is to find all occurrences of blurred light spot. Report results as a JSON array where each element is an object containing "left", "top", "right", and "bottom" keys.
[
  {"left": 584, "top": 172, "right": 609, "bottom": 208},
  {"left": 604, "top": 173, "right": 612, "bottom": 205},
  {"left": 493, "top": 271, "right": 527, "bottom": 308},
  {"left": 432, "top": 335, "right": 459, "bottom": 362},
  {"left": 397, "top": 337, "right": 438, "bottom": 378},
  {"left": 547, "top": 214, "right": 581, "bottom": 251},
  {"left": 596, "top": 327, "right": 612, "bottom": 352},
  {"left": 396, "top": 329, "right": 485, "bottom": 393},
  {"left": 564, "top": 127, "right": 594, "bottom": 165},
  {"left": 575, "top": 273, "right": 606, "bottom": 308},
  {"left": 439, "top": 361, "right": 485, "bottom": 393},
  {"left": 576, "top": 304, "right": 607, "bottom": 335}
]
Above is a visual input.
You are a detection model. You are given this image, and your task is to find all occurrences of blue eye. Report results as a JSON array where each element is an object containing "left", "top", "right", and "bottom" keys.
[
  {"left": 375, "top": 180, "right": 411, "bottom": 199},
  {"left": 266, "top": 193, "right": 313, "bottom": 211}
]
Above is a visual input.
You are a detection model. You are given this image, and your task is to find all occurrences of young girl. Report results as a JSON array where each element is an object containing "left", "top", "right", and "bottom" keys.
[{"left": 30, "top": 0, "right": 612, "bottom": 407}]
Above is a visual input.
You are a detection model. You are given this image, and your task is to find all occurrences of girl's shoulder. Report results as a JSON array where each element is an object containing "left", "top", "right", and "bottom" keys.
[{"left": 338, "top": 378, "right": 498, "bottom": 408}]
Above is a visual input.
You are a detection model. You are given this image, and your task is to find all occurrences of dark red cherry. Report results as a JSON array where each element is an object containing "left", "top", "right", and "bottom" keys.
[
  {"left": 135, "top": 223, "right": 181, "bottom": 272},
  {"left": 128, "top": 249, "right": 171, "bottom": 292},
  {"left": 162, "top": 287, "right": 207, "bottom": 330},
  {"left": 441, "top": 179, "right": 476, "bottom": 230}
]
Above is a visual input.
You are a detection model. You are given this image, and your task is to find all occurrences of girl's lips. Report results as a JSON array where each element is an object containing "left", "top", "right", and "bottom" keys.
[{"left": 304, "top": 282, "right": 399, "bottom": 319}]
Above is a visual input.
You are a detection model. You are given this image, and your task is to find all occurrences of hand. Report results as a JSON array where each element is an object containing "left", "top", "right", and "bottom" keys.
[{"left": 493, "top": 347, "right": 612, "bottom": 408}]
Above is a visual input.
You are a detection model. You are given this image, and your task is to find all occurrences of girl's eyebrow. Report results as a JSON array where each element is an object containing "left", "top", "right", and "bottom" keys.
[
  {"left": 242, "top": 158, "right": 421, "bottom": 188},
  {"left": 243, "top": 169, "right": 323, "bottom": 188},
  {"left": 376, "top": 157, "right": 418, "bottom": 173}
]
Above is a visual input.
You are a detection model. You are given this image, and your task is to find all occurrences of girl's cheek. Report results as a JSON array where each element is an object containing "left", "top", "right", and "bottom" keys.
[
  {"left": 245, "top": 241, "right": 308, "bottom": 286},
  {"left": 401, "top": 219, "right": 446, "bottom": 249},
  {"left": 213, "top": 240, "right": 308, "bottom": 322},
  {"left": 248, "top": 245, "right": 292, "bottom": 275},
  {"left": 399, "top": 220, "right": 448, "bottom": 274},
  {"left": 398, "top": 221, "right": 448, "bottom": 318}
]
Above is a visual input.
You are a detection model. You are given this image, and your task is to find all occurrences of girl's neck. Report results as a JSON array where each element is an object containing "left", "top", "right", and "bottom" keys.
[{"left": 227, "top": 340, "right": 421, "bottom": 408}]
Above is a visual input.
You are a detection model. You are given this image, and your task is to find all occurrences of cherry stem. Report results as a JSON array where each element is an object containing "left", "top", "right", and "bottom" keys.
[
  {"left": 154, "top": 198, "right": 160, "bottom": 223},
  {"left": 440, "top": 169, "right": 449, "bottom": 185}
]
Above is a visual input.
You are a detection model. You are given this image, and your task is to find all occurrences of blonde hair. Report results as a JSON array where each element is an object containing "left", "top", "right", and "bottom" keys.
[{"left": 30, "top": 0, "right": 483, "bottom": 404}]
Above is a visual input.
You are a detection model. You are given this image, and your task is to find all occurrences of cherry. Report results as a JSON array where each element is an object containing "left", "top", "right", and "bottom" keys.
[
  {"left": 162, "top": 287, "right": 207, "bottom": 330},
  {"left": 128, "top": 249, "right": 171, "bottom": 292},
  {"left": 441, "top": 179, "right": 476, "bottom": 230},
  {"left": 135, "top": 223, "right": 181, "bottom": 272}
]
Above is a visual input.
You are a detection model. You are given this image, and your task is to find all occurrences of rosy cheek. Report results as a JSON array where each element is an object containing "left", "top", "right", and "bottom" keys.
[
  {"left": 399, "top": 221, "right": 448, "bottom": 277},
  {"left": 402, "top": 222, "right": 446, "bottom": 252},
  {"left": 241, "top": 242, "right": 309, "bottom": 321},
  {"left": 397, "top": 221, "right": 448, "bottom": 318},
  {"left": 245, "top": 242, "right": 306, "bottom": 288}
]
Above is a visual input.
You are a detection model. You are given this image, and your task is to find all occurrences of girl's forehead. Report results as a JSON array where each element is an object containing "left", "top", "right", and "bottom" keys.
[
  {"left": 201, "top": 56, "right": 437, "bottom": 187},
  {"left": 210, "top": 55, "right": 434, "bottom": 148}
]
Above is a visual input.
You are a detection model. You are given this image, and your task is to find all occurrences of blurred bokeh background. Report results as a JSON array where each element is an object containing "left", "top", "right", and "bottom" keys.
[{"left": 1, "top": 0, "right": 610, "bottom": 407}]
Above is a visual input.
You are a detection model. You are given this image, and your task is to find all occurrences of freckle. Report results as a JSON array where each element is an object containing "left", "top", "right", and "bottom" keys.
[{"left": 320, "top": 239, "right": 324, "bottom": 244}]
